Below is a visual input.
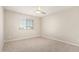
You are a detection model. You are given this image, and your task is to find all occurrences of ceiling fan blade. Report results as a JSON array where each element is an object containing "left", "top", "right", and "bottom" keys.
[
  {"left": 41, "top": 11, "right": 46, "bottom": 14},
  {"left": 36, "top": 6, "right": 47, "bottom": 14}
]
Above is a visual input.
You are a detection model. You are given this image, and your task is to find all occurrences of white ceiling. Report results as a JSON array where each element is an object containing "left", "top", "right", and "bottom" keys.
[{"left": 4, "top": 6, "right": 72, "bottom": 17}]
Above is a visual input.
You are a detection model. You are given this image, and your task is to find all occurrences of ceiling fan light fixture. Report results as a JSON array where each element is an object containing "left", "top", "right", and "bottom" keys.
[
  {"left": 36, "top": 10, "right": 41, "bottom": 14},
  {"left": 35, "top": 6, "right": 46, "bottom": 14}
]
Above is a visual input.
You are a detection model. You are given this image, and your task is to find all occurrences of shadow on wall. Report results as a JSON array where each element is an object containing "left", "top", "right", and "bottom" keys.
[{"left": 42, "top": 7, "right": 79, "bottom": 46}]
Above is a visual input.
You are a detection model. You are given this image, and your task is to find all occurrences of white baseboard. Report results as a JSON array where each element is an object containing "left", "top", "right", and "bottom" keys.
[
  {"left": 42, "top": 34, "right": 79, "bottom": 47},
  {"left": 5, "top": 34, "right": 79, "bottom": 47},
  {"left": 5, "top": 34, "right": 40, "bottom": 43}
]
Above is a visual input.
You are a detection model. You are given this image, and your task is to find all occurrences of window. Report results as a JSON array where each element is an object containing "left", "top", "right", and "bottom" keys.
[{"left": 20, "top": 19, "right": 33, "bottom": 30}]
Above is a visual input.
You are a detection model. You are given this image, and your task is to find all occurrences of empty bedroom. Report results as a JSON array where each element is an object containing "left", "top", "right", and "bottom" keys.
[{"left": 1, "top": 6, "right": 79, "bottom": 52}]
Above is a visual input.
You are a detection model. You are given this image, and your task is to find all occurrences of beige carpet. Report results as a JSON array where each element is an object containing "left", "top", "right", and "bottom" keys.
[{"left": 3, "top": 37, "right": 79, "bottom": 52}]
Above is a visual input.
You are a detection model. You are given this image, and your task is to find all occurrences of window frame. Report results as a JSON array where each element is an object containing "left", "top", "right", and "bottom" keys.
[{"left": 19, "top": 18, "right": 33, "bottom": 30}]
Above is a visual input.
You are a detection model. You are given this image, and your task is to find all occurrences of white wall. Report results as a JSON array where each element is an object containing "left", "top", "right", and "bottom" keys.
[
  {"left": 0, "top": 7, "right": 4, "bottom": 51},
  {"left": 5, "top": 10, "right": 40, "bottom": 42},
  {"left": 41, "top": 7, "right": 79, "bottom": 46}
]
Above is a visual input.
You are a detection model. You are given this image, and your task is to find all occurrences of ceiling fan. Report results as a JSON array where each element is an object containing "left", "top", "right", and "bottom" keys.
[{"left": 36, "top": 6, "right": 46, "bottom": 14}]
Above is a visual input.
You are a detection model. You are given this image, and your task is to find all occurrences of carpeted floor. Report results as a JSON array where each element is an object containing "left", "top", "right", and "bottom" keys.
[{"left": 3, "top": 37, "right": 79, "bottom": 52}]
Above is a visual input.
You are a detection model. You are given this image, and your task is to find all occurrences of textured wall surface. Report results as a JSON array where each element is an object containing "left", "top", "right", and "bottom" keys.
[
  {"left": 41, "top": 7, "right": 79, "bottom": 45},
  {"left": 0, "top": 7, "right": 4, "bottom": 51},
  {"left": 4, "top": 10, "right": 40, "bottom": 42}
]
